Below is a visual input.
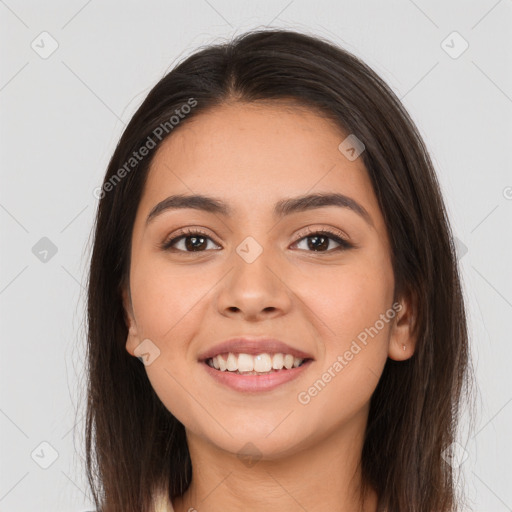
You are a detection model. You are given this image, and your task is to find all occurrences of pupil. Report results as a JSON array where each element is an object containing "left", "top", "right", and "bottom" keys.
[
  {"left": 183, "top": 235, "right": 329, "bottom": 252},
  {"left": 308, "top": 235, "right": 328, "bottom": 251},
  {"left": 186, "top": 236, "right": 207, "bottom": 251}
]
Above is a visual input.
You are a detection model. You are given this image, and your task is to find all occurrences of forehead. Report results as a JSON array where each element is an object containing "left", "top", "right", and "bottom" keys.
[{"left": 139, "top": 101, "right": 380, "bottom": 224}]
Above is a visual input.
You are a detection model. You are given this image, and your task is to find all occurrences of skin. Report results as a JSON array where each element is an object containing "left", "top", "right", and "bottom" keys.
[{"left": 122, "top": 101, "right": 416, "bottom": 512}]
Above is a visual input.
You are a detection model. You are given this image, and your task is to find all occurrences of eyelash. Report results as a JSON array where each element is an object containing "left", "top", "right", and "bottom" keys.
[{"left": 160, "top": 226, "right": 353, "bottom": 253}]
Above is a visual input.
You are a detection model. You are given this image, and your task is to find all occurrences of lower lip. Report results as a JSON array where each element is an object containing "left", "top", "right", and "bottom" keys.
[{"left": 202, "top": 359, "right": 313, "bottom": 392}]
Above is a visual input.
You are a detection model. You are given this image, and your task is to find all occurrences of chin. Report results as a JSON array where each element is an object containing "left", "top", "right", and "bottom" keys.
[{"left": 190, "top": 418, "right": 314, "bottom": 462}]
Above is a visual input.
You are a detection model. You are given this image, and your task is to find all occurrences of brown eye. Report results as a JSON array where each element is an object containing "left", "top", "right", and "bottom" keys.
[
  {"left": 161, "top": 229, "right": 221, "bottom": 252},
  {"left": 161, "top": 227, "right": 353, "bottom": 254},
  {"left": 293, "top": 229, "right": 353, "bottom": 252}
]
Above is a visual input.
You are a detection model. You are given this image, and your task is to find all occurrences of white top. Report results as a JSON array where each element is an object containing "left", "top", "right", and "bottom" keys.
[
  {"left": 153, "top": 489, "right": 174, "bottom": 512},
  {"left": 84, "top": 490, "right": 174, "bottom": 512}
]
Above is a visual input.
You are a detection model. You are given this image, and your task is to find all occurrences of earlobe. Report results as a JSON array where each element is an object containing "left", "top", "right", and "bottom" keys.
[
  {"left": 125, "top": 326, "right": 140, "bottom": 357},
  {"left": 388, "top": 293, "right": 417, "bottom": 361},
  {"left": 121, "top": 285, "right": 140, "bottom": 356}
]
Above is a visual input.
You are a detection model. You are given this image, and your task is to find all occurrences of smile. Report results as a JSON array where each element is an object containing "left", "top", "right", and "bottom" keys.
[
  {"left": 206, "top": 352, "right": 306, "bottom": 374},
  {"left": 202, "top": 353, "right": 313, "bottom": 392}
]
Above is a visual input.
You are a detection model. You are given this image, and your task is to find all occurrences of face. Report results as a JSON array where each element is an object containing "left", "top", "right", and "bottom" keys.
[{"left": 123, "top": 101, "right": 414, "bottom": 460}]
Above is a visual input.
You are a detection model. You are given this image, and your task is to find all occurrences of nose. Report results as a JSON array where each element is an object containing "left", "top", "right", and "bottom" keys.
[{"left": 215, "top": 242, "right": 292, "bottom": 321}]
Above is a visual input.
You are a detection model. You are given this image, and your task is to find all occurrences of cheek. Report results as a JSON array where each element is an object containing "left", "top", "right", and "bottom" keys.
[
  {"left": 128, "top": 264, "right": 204, "bottom": 427},
  {"left": 304, "top": 261, "right": 394, "bottom": 348},
  {"left": 130, "top": 255, "right": 212, "bottom": 340},
  {"left": 295, "top": 273, "right": 394, "bottom": 424},
  {"left": 128, "top": 255, "right": 216, "bottom": 423}
]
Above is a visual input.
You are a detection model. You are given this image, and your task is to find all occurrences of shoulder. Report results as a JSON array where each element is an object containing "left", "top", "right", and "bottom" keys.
[
  {"left": 153, "top": 489, "right": 174, "bottom": 512},
  {"left": 77, "top": 491, "right": 174, "bottom": 512}
]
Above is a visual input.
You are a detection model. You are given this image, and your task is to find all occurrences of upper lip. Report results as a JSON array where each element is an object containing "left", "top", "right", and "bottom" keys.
[{"left": 197, "top": 336, "right": 315, "bottom": 362}]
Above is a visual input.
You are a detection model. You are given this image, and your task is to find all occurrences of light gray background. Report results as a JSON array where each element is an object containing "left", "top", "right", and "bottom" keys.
[{"left": 1, "top": 1, "right": 511, "bottom": 511}]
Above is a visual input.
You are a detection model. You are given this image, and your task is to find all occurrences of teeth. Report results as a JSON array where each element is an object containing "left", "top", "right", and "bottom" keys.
[
  {"left": 226, "top": 353, "right": 238, "bottom": 371},
  {"left": 238, "top": 353, "right": 254, "bottom": 372},
  {"left": 209, "top": 352, "right": 305, "bottom": 373},
  {"left": 254, "top": 353, "right": 272, "bottom": 372},
  {"left": 272, "top": 353, "right": 284, "bottom": 369}
]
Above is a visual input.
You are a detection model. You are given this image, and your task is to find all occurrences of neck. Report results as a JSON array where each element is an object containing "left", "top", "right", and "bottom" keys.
[{"left": 172, "top": 409, "right": 378, "bottom": 512}]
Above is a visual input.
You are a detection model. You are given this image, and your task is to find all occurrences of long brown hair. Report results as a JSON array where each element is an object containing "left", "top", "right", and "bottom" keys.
[{"left": 84, "top": 28, "right": 473, "bottom": 512}]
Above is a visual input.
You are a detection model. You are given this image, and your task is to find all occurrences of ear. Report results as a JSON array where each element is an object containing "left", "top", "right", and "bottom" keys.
[
  {"left": 388, "top": 289, "right": 417, "bottom": 361},
  {"left": 121, "top": 283, "right": 141, "bottom": 357}
]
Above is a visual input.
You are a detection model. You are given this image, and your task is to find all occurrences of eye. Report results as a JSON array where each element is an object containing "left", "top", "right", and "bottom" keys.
[
  {"left": 160, "top": 226, "right": 353, "bottom": 253},
  {"left": 160, "top": 228, "right": 221, "bottom": 252},
  {"left": 292, "top": 227, "right": 353, "bottom": 253}
]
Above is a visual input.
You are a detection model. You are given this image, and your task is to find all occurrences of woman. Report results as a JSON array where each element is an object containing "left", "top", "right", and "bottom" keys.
[{"left": 85, "top": 28, "right": 472, "bottom": 512}]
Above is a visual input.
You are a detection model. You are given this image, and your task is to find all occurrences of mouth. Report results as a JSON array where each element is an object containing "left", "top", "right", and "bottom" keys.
[
  {"left": 197, "top": 337, "right": 315, "bottom": 392},
  {"left": 204, "top": 352, "right": 313, "bottom": 375},
  {"left": 200, "top": 351, "right": 314, "bottom": 393}
]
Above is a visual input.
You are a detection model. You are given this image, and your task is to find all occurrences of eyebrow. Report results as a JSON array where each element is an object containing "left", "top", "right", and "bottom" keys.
[{"left": 146, "top": 192, "right": 373, "bottom": 227}]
